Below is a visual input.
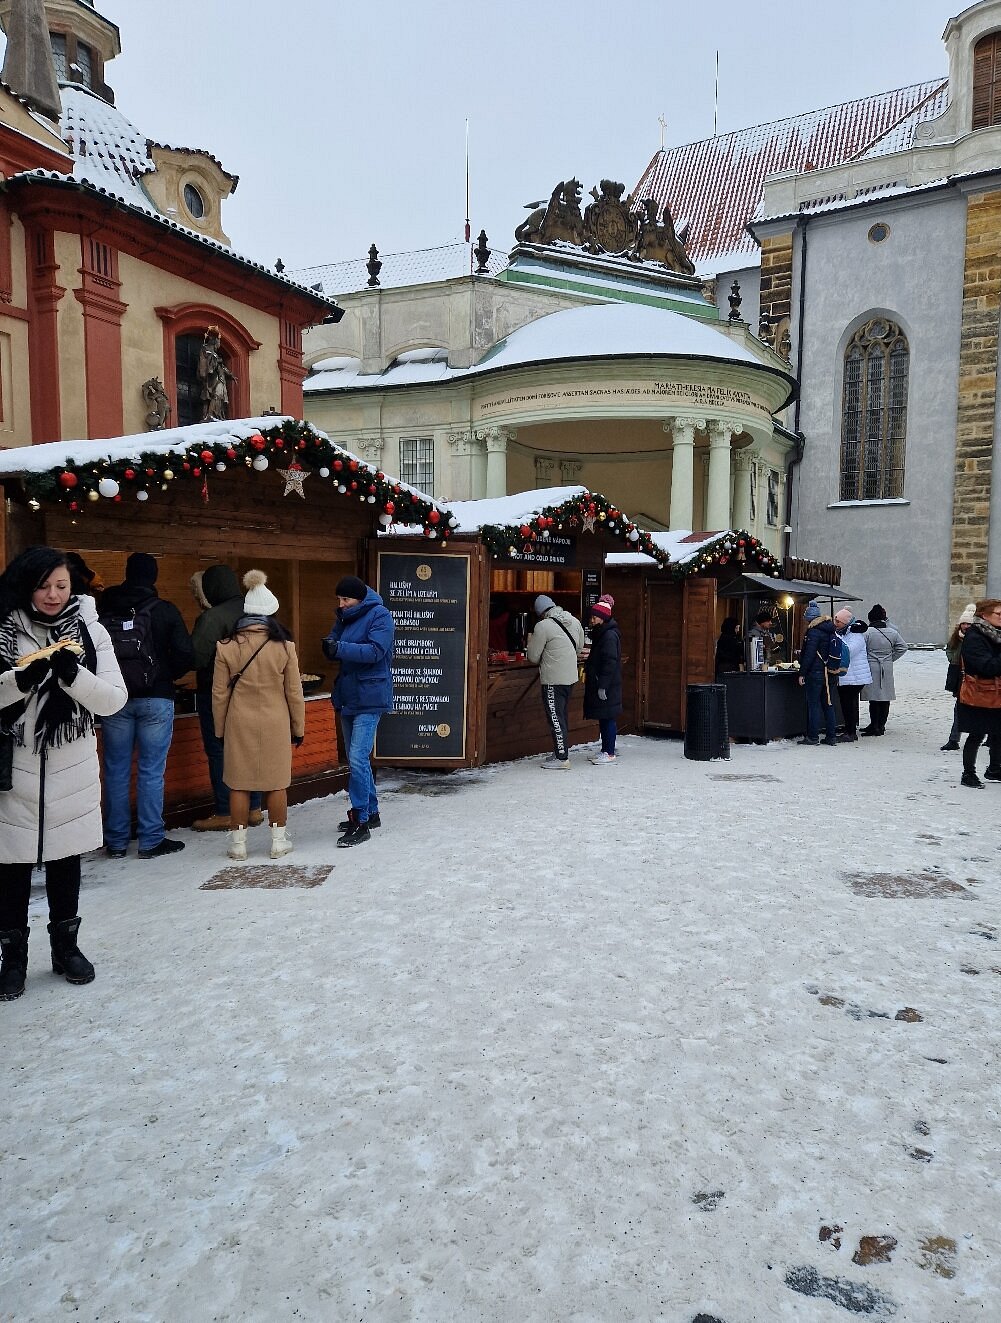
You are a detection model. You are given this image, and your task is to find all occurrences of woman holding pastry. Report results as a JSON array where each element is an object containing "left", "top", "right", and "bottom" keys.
[{"left": 0, "top": 547, "right": 127, "bottom": 1001}]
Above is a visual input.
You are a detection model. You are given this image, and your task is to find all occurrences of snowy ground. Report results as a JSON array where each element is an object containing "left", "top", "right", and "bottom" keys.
[{"left": 3, "top": 650, "right": 999, "bottom": 1323}]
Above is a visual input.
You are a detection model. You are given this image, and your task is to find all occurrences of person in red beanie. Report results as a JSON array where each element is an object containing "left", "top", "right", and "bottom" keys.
[{"left": 583, "top": 595, "right": 622, "bottom": 764}]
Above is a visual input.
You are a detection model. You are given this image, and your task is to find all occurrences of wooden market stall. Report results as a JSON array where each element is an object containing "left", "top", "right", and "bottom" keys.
[
  {"left": 368, "top": 488, "right": 671, "bottom": 768},
  {"left": 0, "top": 416, "right": 452, "bottom": 822}
]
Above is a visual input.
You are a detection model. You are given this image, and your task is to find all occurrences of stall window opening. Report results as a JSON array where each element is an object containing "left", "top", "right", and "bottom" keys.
[{"left": 400, "top": 437, "right": 434, "bottom": 494}]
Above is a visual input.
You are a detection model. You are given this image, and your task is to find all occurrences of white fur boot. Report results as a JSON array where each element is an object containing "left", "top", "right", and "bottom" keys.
[
  {"left": 270, "top": 825, "right": 293, "bottom": 859},
  {"left": 228, "top": 826, "right": 248, "bottom": 861}
]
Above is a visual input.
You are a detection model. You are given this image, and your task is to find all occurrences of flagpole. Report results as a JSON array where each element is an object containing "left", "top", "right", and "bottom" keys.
[
  {"left": 465, "top": 117, "right": 472, "bottom": 273},
  {"left": 714, "top": 51, "right": 719, "bottom": 137}
]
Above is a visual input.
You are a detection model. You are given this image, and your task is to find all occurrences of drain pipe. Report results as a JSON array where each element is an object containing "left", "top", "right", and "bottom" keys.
[{"left": 783, "top": 214, "right": 809, "bottom": 567}]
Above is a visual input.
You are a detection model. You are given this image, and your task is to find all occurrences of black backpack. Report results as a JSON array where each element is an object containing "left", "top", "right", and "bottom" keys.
[{"left": 102, "top": 602, "right": 160, "bottom": 696}]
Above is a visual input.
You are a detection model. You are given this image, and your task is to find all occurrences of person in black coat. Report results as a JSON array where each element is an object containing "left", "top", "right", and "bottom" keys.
[
  {"left": 957, "top": 598, "right": 1001, "bottom": 788},
  {"left": 583, "top": 595, "right": 622, "bottom": 765},
  {"left": 98, "top": 553, "right": 193, "bottom": 858},
  {"left": 714, "top": 616, "right": 744, "bottom": 679}
]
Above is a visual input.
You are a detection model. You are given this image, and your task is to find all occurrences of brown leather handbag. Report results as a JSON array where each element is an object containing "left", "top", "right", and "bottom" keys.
[{"left": 959, "top": 671, "right": 1001, "bottom": 708}]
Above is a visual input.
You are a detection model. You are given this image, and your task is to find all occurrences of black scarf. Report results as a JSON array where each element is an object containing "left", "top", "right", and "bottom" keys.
[
  {"left": 0, "top": 598, "right": 96, "bottom": 753},
  {"left": 968, "top": 615, "right": 1001, "bottom": 646}
]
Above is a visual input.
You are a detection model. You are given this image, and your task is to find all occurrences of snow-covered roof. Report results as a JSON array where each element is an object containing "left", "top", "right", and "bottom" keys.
[
  {"left": 0, "top": 85, "right": 332, "bottom": 307},
  {"left": 444, "top": 487, "right": 590, "bottom": 534},
  {"left": 292, "top": 242, "right": 508, "bottom": 298},
  {"left": 306, "top": 302, "right": 784, "bottom": 397},
  {"left": 632, "top": 80, "right": 948, "bottom": 272}
]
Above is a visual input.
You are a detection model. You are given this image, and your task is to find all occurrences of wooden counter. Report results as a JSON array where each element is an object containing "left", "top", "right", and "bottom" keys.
[
  {"left": 98, "top": 693, "right": 346, "bottom": 828},
  {"left": 485, "top": 661, "right": 594, "bottom": 765}
]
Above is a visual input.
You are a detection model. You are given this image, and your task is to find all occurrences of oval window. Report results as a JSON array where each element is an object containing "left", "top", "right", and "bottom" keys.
[
  {"left": 183, "top": 183, "right": 205, "bottom": 220},
  {"left": 868, "top": 222, "right": 890, "bottom": 244}
]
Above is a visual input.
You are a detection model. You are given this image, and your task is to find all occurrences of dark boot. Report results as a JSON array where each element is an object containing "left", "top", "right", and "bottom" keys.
[
  {"left": 337, "top": 809, "right": 381, "bottom": 832},
  {"left": 337, "top": 820, "right": 371, "bottom": 848},
  {"left": 0, "top": 927, "right": 29, "bottom": 1001},
  {"left": 48, "top": 917, "right": 95, "bottom": 985}
]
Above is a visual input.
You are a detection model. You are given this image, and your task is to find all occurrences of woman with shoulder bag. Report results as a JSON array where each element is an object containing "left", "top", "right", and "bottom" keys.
[
  {"left": 212, "top": 571, "right": 305, "bottom": 860},
  {"left": 583, "top": 595, "right": 622, "bottom": 764},
  {"left": 942, "top": 603, "right": 976, "bottom": 751},
  {"left": 0, "top": 547, "right": 127, "bottom": 1001},
  {"left": 957, "top": 598, "right": 1001, "bottom": 788}
]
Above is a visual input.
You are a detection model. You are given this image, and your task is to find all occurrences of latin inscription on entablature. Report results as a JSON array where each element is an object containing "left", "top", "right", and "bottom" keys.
[{"left": 475, "top": 380, "right": 770, "bottom": 419}]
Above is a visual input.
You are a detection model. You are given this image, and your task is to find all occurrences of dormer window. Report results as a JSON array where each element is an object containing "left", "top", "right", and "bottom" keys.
[
  {"left": 75, "top": 42, "right": 93, "bottom": 88},
  {"left": 50, "top": 32, "right": 67, "bottom": 80},
  {"left": 972, "top": 32, "right": 1001, "bottom": 129}
]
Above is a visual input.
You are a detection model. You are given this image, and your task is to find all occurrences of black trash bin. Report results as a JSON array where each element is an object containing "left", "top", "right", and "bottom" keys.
[{"left": 684, "top": 683, "right": 730, "bottom": 760}]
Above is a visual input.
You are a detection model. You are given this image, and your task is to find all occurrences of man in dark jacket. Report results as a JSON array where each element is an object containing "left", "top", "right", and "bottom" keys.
[
  {"left": 797, "top": 600, "right": 838, "bottom": 746},
  {"left": 189, "top": 565, "right": 263, "bottom": 830},
  {"left": 322, "top": 575, "right": 394, "bottom": 848},
  {"left": 99, "top": 552, "right": 193, "bottom": 858}
]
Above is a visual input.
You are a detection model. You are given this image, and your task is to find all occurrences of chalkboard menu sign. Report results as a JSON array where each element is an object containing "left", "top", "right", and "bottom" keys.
[
  {"left": 375, "top": 551, "right": 470, "bottom": 761},
  {"left": 582, "top": 568, "right": 602, "bottom": 619}
]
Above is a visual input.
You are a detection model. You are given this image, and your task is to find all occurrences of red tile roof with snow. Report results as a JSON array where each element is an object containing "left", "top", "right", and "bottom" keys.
[{"left": 632, "top": 80, "right": 948, "bottom": 272}]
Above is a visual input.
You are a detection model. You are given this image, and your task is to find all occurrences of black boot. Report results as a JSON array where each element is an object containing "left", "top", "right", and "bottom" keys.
[
  {"left": 337, "top": 809, "right": 381, "bottom": 832},
  {"left": 48, "top": 917, "right": 95, "bottom": 985},
  {"left": 0, "top": 927, "right": 29, "bottom": 1001},
  {"left": 337, "top": 820, "right": 371, "bottom": 848}
]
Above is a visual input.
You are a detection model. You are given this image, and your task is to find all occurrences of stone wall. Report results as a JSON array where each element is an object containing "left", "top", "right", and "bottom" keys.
[{"left": 950, "top": 189, "right": 1001, "bottom": 620}]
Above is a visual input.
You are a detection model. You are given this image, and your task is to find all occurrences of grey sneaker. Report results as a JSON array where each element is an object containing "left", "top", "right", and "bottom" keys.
[{"left": 541, "top": 756, "right": 570, "bottom": 770}]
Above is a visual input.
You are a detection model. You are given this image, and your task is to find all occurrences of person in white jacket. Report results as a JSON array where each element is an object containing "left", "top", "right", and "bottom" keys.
[
  {"left": 834, "top": 609, "right": 872, "bottom": 742},
  {"left": 526, "top": 594, "right": 584, "bottom": 769},
  {"left": 0, "top": 547, "right": 127, "bottom": 1001}
]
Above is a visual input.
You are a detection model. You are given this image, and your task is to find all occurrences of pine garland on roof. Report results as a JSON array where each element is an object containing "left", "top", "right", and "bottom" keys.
[
  {"left": 479, "top": 491, "right": 669, "bottom": 566},
  {"left": 19, "top": 420, "right": 456, "bottom": 541},
  {"left": 670, "top": 530, "right": 781, "bottom": 579}
]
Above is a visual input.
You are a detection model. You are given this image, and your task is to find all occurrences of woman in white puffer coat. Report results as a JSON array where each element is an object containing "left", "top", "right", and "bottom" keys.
[{"left": 0, "top": 547, "right": 126, "bottom": 1001}]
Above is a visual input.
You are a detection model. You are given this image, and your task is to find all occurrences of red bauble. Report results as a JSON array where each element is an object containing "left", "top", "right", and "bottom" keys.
[
  {"left": 227, "top": 448, "right": 237, "bottom": 460},
  {"left": 333, "top": 459, "right": 343, "bottom": 471},
  {"left": 349, "top": 460, "right": 359, "bottom": 471},
  {"left": 113, "top": 494, "right": 122, "bottom": 503},
  {"left": 297, "top": 440, "right": 306, "bottom": 450},
  {"left": 429, "top": 510, "right": 441, "bottom": 524},
  {"left": 69, "top": 501, "right": 78, "bottom": 511},
  {"left": 182, "top": 462, "right": 190, "bottom": 471},
  {"left": 124, "top": 468, "right": 135, "bottom": 481},
  {"left": 275, "top": 439, "right": 284, "bottom": 449},
  {"left": 349, "top": 480, "right": 357, "bottom": 490},
  {"left": 384, "top": 501, "right": 395, "bottom": 514},
  {"left": 192, "top": 467, "right": 202, "bottom": 477},
  {"left": 519, "top": 524, "right": 531, "bottom": 537},
  {"left": 59, "top": 471, "right": 78, "bottom": 489},
  {"left": 200, "top": 449, "right": 214, "bottom": 464},
  {"left": 145, "top": 468, "right": 155, "bottom": 477},
  {"left": 250, "top": 434, "right": 266, "bottom": 451}
]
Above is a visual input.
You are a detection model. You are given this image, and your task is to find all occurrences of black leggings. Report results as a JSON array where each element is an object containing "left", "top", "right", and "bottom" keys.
[
  {"left": 963, "top": 733, "right": 1000, "bottom": 776},
  {"left": 0, "top": 855, "right": 81, "bottom": 931}
]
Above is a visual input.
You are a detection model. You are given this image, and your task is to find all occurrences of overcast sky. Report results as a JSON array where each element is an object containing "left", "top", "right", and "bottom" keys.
[{"left": 29, "top": 1, "right": 958, "bottom": 271}]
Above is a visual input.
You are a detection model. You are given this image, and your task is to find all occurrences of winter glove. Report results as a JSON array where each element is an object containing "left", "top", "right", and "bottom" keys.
[
  {"left": 321, "top": 637, "right": 339, "bottom": 660},
  {"left": 14, "top": 656, "right": 51, "bottom": 691},
  {"left": 292, "top": 735, "right": 304, "bottom": 747},
  {"left": 598, "top": 688, "right": 607, "bottom": 701},
  {"left": 50, "top": 647, "right": 80, "bottom": 685}
]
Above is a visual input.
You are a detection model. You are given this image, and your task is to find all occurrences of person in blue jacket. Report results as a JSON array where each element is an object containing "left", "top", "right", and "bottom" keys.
[
  {"left": 322, "top": 576, "right": 395, "bottom": 847},
  {"left": 796, "top": 600, "right": 838, "bottom": 746}
]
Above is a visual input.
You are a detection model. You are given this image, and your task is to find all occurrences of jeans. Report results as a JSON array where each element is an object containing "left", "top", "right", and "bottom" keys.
[
  {"left": 196, "top": 691, "right": 261, "bottom": 815},
  {"left": 340, "top": 712, "right": 381, "bottom": 822},
  {"left": 803, "top": 669, "right": 836, "bottom": 742},
  {"left": 541, "top": 683, "right": 571, "bottom": 759},
  {"left": 599, "top": 717, "right": 617, "bottom": 755},
  {"left": 948, "top": 699, "right": 960, "bottom": 745},
  {"left": 0, "top": 855, "right": 80, "bottom": 930},
  {"left": 102, "top": 697, "right": 175, "bottom": 852}
]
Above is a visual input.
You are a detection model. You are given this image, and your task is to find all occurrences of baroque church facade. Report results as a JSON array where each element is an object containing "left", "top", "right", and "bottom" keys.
[{"left": 0, "top": 0, "right": 332, "bottom": 452}]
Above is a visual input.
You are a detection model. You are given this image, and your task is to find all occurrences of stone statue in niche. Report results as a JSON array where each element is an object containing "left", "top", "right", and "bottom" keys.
[
  {"left": 515, "top": 179, "right": 585, "bottom": 247},
  {"left": 197, "top": 326, "right": 236, "bottom": 421},
  {"left": 632, "top": 197, "right": 695, "bottom": 274},
  {"left": 141, "top": 377, "right": 170, "bottom": 431}
]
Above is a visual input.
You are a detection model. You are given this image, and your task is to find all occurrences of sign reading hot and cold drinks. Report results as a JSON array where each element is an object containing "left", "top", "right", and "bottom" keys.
[{"left": 375, "top": 552, "right": 470, "bottom": 761}]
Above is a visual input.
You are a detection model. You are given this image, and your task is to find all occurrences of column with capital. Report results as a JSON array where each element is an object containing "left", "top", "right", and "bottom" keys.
[
  {"left": 447, "top": 430, "right": 487, "bottom": 498},
  {"left": 666, "top": 417, "right": 699, "bottom": 530},
  {"left": 477, "top": 427, "right": 514, "bottom": 498},
  {"left": 705, "top": 420, "right": 734, "bottom": 531},
  {"left": 732, "top": 450, "right": 758, "bottom": 531}
]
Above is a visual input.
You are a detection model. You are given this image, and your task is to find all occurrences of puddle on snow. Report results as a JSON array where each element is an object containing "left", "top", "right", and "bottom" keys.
[{"left": 844, "top": 871, "right": 973, "bottom": 899}]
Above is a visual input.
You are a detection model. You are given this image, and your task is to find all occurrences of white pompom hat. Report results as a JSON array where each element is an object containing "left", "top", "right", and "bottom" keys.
[
  {"left": 958, "top": 602, "right": 977, "bottom": 626},
  {"left": 243, "top": 568, "right": 279, "bottom": 616}
]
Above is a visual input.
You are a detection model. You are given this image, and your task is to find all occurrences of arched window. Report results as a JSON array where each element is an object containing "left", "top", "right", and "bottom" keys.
[
  {"left": 973, "top": 32, "right": 1001, "bottom": 129},
  {"left": 839, "top": 318, "right": 909, "bottom": 501}
]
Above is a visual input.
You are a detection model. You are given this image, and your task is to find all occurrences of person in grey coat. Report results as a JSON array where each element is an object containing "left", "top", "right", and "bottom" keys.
[
  {"left": 526, "top": 593, "right": 584, "bottom": 769},
  {"left": 860, "top": 603, "right": 908, "bottom": 736}
]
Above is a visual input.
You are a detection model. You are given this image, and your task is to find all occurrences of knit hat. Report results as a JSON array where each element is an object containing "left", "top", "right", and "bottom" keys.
[
  {"left": 958, "top": 602, "right": 977, "bottom": 626},
  {"left": 803, "top": 601, "right": 821, "bottom": 623},
  {"left": 335, "top": 575, "right": 366, "bottom": 601},
  {"left": 867, "top": 603, "right": 887, "bottom": 625},
  {"left": 590, "top": 598, "right": 613, "bottom": 621},
  {"left": 534, "top": 594, "right": 555, "bottom": 616},
  {"left": 243, "top": 568, "right": 279, "bottom": 616},
  {"left": 125, "top": 552, "right": 158, "bottom": 586}
]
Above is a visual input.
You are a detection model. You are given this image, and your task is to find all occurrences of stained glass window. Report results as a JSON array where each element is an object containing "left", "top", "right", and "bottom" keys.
[{"left": 839, "top": 319, "right": 908, "bottom": 501}]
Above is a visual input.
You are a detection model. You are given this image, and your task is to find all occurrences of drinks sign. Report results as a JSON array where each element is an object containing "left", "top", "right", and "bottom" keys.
[{"left": 375, "top": 552, "right": 470, "bottom": 761}]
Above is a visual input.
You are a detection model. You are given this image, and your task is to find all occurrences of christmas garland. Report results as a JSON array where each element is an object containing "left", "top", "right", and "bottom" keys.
[
  {"left": 479, "top": 491, "right": 670, "bottom": 566},
  {"left": 19, "top": 419, "right": 456, "bottom": 540},
  {"left": 670, "top": 529, "right": 782, "bottom": 580}
]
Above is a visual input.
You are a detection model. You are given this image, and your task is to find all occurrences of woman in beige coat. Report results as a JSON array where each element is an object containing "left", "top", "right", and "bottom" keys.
[{"left": 212, "top": 571, "right": 305, "bottom": 861}]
